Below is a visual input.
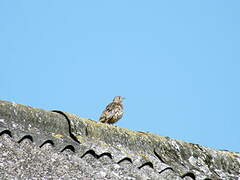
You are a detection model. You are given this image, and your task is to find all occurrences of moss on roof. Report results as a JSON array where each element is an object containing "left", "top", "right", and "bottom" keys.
[{"left": 0, "top": 100, "right": 239, "bottom": 179}]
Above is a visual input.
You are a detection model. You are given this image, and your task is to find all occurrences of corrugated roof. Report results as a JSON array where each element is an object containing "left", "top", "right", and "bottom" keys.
[{"left": 0, "top": 100, "right": 239, "bottom": 179}]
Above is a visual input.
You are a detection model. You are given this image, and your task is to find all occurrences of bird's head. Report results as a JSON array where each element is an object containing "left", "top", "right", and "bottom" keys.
[{"left": 113, "top": 96, "right": 125, "bottom": 103}]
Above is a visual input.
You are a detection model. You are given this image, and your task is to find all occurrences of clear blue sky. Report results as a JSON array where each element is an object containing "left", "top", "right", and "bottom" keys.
[{"left": 1, "top": 1, "right": 239, "bottom": 152}]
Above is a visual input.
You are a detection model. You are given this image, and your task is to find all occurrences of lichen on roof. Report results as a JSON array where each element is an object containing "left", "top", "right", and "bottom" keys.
[{"left": 0, "top": 100, "right": 239, "bottom": 179}]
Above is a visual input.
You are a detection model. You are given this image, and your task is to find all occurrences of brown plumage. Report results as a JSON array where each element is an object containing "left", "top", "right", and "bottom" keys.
[{"left": 99, "top": 96, "right": 124, "bottom": 124}]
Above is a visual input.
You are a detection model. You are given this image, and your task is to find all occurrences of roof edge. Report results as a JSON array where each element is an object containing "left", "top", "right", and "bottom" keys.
[{"left": 0, "top": 99, "right": 239, "bottom": 178}]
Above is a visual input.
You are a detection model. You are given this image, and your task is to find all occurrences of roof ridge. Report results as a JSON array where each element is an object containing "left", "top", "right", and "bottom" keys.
[{"left": 0, "top": 100, "right": 239, "bottom": 179}]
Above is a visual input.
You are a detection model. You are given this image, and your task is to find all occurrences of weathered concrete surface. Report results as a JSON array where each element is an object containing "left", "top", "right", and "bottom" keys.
[{"left": 0, "top": 100, "right": 239, "bottom": 179}]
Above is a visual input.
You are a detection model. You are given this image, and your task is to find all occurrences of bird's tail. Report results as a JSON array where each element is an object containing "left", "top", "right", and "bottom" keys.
[{"left": 99, "top": 117, "right": 106, "bottom": 123}]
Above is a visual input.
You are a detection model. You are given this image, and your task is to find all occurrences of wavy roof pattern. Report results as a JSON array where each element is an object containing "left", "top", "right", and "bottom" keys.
[{"left": 0, "top": 100, "right": 239, "bottom": 179}]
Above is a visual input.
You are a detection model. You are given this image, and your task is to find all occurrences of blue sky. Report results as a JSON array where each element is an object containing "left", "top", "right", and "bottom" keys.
[{"left": 0, "top": 1, "right": 239, "bottom": 152}]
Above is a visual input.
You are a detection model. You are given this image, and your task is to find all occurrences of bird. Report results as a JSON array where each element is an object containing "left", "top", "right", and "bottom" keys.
[{"left": 99, "top": 96, "right": 124, "bottom": 124}]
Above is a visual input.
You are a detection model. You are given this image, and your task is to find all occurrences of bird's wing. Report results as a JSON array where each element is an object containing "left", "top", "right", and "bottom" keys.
[{"left": 99, "top": 102, "right": 115, "bottom": 122}]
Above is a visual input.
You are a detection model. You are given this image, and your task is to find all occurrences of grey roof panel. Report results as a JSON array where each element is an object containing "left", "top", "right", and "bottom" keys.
[{"left": 0, "top": 100, "right": 239, "bottom": 179}]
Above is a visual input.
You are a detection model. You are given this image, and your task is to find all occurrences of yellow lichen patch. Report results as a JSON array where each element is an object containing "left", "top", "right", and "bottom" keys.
[
  {"left": 137, "top": 131, "right": 150, "bottom": 136},
  {"left": 221, "top": 151, "right": 240, "bottom": 158},
  {"left": 52, "top": 133, "right": 64, "bottom": 139},
  {"left": 230, "top": 152, "right": 240, "bottom": 158},
  {"left": 87, "top": 120, "right": 104, "bottom": 127},
  {"left": 67, "top": 113, "right": 91, "bottom": 122},
  {"left": 138, "top": 152, "right": 150, "bottom": 161},
  {"left": 76, "top": 136, "right": 86, "bottom": 143}
]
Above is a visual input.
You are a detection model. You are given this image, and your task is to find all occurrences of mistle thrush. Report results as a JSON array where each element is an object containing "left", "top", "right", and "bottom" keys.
[{"left": 99, "top": 96, "right": 124, "bottom": 124}]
